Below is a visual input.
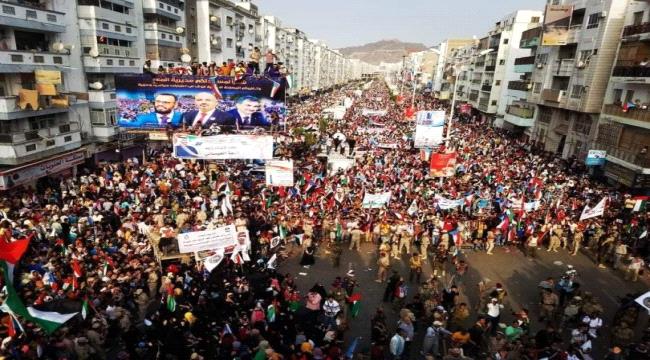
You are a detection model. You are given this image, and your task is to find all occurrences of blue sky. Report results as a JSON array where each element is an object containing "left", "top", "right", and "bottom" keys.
[{"left": 254, "top": 0, "right": 547, "bottom": 48}]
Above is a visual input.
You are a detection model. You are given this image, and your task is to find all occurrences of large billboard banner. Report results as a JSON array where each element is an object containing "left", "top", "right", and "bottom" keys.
[
  {"left": 173, "top": 134, "right": 274, "bottom": 160},
  {"left": 542, "top": 5, "right": 573, "bottom": 46},
  {"left": 116, "top": 74, "right": 286, "bottom": 131}
]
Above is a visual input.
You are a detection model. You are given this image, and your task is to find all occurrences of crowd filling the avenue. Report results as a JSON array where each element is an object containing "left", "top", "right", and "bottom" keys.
[{"left": 0, "top": 75, "right": 649, "bottom": 360}]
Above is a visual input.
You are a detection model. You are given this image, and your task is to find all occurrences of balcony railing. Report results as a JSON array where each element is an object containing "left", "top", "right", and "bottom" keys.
[
  {"left": 514, "top": 56, "right": 535, "bottom": 65},
  {"left": 603, "top": 103, "right": 650, "bottom": 124},
  {"left": 506, "top": 102, "right": 535, "bottom": 118},
  {"left": 592, "top": 143, "right": 650, "bottom": 168},
  {"left": 542, "top": 88, "right": 566, "bottom": 102},
  {"left": 0, "top": 0, "right": 65, "bottom": 32},
  {"left": 623, "top": 22, "right": 650, "bottom": 37},
  {"left": 507, "top": 80, "right": 530, "bottom": 91},
  {"left": 612, "top": 66, "right": 650, "bottom": 77},
  {"left": 0, "top": 49, "right": 68, "bottom": 67},
  {"left": 554, "top": 58, "right": 575, "bottom": 76}
]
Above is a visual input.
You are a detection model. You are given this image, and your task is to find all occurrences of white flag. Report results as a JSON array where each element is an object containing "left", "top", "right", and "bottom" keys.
[
  {"left": 635, "top": 290, "right": 650, "bottom": 313},
  {"left": 579, "top": 198, "right": 607, "bottom": 221},
  {"left": 407, "top": 200, "right": 418, "bottom": 216},
  {"left": 204, "top": 249, "right": 225, "bottom": 272}
]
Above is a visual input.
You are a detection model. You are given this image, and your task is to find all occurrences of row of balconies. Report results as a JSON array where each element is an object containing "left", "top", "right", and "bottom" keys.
[{"left": 0, "top": 122, "right": 80, "bottom": 145}]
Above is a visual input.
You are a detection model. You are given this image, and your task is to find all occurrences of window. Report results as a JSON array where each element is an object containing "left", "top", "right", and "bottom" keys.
[
  {"left": 90, "top": 109, "right": 106, "bottom": 125},
  {"left": 25, "top": 144, "right": 36, "bottom": 152},
  {"left": 503, "top": 39, "right": 509, "bottom": 45},
  {"left": 2, "top": 5, "right": 15, "bottom": 15},
  {"left": 587, "top": 13, "right": 600, "bottom": 29},
  {"left": 613, "top": 89, "right": 623, "bottom": 104},
  {"left": 534, "top": 82, "right": 542, "bottom": 93},
  {"left": 531, "top": 16, "right": 540, "bottom": 23},
  {"left": 571, "top": 85, "right": 584, "bottom": 98},
  {"left": 227, "top": 38, "right": 233, "bottom": 47}
]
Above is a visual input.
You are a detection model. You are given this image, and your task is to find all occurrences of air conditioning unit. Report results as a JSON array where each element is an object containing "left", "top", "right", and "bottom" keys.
[
  {"left": 576, "top": 61, "right": 586, "bottom": 69},
  {"left": 536, "top": 63, "right": 544, "bottom": 69}
]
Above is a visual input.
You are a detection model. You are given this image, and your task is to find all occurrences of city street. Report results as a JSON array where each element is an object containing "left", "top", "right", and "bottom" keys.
[{"left": 280, "top": 241, "right": 649, "bottom": 356}]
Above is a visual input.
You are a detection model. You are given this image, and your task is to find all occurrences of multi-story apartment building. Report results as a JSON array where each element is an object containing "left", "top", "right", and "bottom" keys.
[
  {"left": 466, "top": 10, "right": 543, "bottom": 123},
  {"left": 0, "top": 0, "right": 90, "bottom": 188},
  {"left": 529, "top": 0, "right": 628, "bottom": 160},
  {"left": 593, "top": 0, "right": 650, "bottom": 189},
  {"left": 189, "top": 0, "right": 259, "bottom": 65},
  {"left": 143, "top": 0, "right": 186, "bottom": 69},
  {"left": 432, "top": 38, "right": 475, "bottom": 97},
  {"left": 78, "top": 0, "right": 145, "bottom": 145}
]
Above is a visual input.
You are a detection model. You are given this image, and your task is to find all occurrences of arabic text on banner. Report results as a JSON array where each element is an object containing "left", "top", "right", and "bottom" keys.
[
  {"left": 362, "top": 192, "right": 392, "bottom": 208},
  {"left": 177, "top": 224, "right": 239, "bottom": 254},
  {"left": 173, "top": 134, "right": 274, "bottom": 160}
]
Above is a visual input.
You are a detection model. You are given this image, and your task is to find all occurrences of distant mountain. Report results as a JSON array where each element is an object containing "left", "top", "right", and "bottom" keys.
[{"left": 338, "top": 39, "right": 428, "bottom": 65}]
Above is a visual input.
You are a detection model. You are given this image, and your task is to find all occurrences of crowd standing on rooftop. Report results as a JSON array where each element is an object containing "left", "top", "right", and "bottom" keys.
[{"left": 0, "top": 68, "right": 649, "bottom": 360}]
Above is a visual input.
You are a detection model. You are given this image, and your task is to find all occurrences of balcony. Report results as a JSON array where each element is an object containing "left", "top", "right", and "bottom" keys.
[
  {"left": 0, "top": 49, "right": 69, "bottom": 72},
  {"left": 554, "top": 59, "right": 575, "bottom": 77},
  {"left": 97, "top": 44, "right": 138, "bottom": 58},
  {"left": 0, "top": 0, "right": 65, "bottom": 32},
  {"left": 593, "top": 143, "right": 650, "bottom": 169},
  {"left": 542, "top": 88, "right": 567, "bottom": 103},
  {"left": 144, "top": 23, "right": 184, "bottom": 48},
  {"left": 142, "top": 0, "right": 182, "bottom": 21},
  {"left": 0, "top": 122, "right": 79, "bottom": 145},
  {"left": 0, "top": 95, "right": 71, "bottom": 120},
  {"left": 506, "top": 102, "right": 535, "bottom": 118},
  {"left": 603, "top": 104, "right": 650, "bottom": 127},
  {"left": 514, "top": 55, "right": 535, "bottom": 73},
  {"left": 507, "top": 80, "right": 531, "bottom": 91},
  {"left": 612, "top": 65, "right": 650, "bottom": 78},
  {"left": 88, "top": 90, "right": 116, "bottom": 104},
  {"left": 83, "top": 56, "right": 140, "bottom": 73},
  {"left": 520, "top": 27, "right": 541, "bottom": 48},
  {"left": 481, "top": 84, "right": 492, "bottom": 92},
  {"left": 622, "top": 22, "right": 650, "bottom": 38}
]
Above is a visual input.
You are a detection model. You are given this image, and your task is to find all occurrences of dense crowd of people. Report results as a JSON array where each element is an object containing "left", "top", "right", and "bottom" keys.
[{"left": 0, "top": 77, "right": 648, "bottom": 360}]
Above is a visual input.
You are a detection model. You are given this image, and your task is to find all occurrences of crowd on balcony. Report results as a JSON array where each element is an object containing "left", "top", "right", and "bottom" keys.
[
  {"left": 142, "top": 48, "right": 289, "bottom": 80},
  {"left": 0, "top": 76, "right": 648, "bottom": 360}
]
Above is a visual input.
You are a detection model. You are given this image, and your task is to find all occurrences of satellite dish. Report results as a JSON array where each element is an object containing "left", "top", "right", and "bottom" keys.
[
  {"left": 52, "top": 42, "right": 64, "bottom": 52},
  {"left": 90, "top": 82, "right": 103, "bottom": 90},
  {"left": 180, "top": 53, "right": 191, "bottom": 63},
  {"left": 176, "top": 26, "right": 185, "bottom": 34},
  {"left": 89, "top": 48, "right": 99, "bottom": 58}
]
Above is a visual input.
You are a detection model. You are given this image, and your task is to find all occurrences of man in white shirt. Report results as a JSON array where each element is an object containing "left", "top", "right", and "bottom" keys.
[
  {"left": 322, "top": 295, "right": 340, "bottom": 330},
  {"left": 486, "top": 297, "right": 504, "bottom": 335}
]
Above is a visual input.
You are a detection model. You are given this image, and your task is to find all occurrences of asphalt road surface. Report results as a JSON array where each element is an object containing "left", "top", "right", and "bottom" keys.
[{"left": 278, "top": 241, "right": 649, "bottom": 358}]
